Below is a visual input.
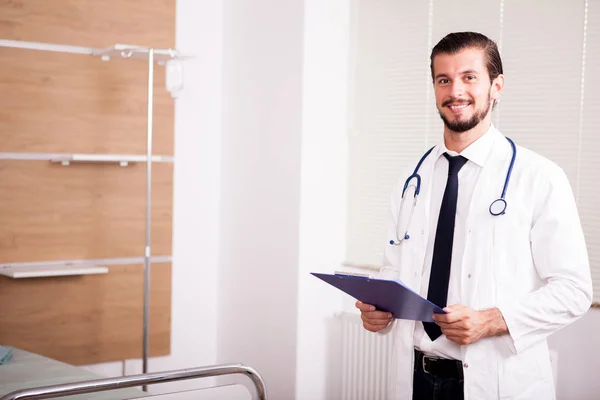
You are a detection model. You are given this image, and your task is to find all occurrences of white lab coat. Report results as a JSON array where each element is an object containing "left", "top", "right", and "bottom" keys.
[{"left": 378, "top": 128, "right": 593, "bottom": 400}]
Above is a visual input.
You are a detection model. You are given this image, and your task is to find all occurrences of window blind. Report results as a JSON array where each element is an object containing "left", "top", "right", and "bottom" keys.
[
  {"left": 346, "top": 0, "right": 600, "bottom": 303},
  {"left": 579, "top": 0, "right": 600, "bottom": 303},
  {"left": 345, "top": 0, "right": 430, "bottom": 267}
]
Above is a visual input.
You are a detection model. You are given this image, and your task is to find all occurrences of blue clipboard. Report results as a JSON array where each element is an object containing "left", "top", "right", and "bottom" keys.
[{"left": 311, "top": 272, "right": 446, "bottom": 322}]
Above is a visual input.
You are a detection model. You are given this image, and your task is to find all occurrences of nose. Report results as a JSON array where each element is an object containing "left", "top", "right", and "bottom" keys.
[{"left": 450, "top": 80, "right": 466, "bottom": 97}]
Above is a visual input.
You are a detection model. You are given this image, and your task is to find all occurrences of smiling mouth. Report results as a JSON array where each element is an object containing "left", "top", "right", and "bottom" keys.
[{"left": 447, "top": 103, "right": 471, "bottom": 113}]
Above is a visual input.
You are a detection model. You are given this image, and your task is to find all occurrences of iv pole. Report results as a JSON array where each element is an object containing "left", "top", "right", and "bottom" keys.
[{"left": 142, "top": 48, "right": 155, "bottom": 392}]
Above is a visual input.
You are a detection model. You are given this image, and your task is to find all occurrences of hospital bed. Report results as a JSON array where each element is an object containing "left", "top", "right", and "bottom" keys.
[{"left": 0, "top": 348, "right": 266, "bottom": 400}]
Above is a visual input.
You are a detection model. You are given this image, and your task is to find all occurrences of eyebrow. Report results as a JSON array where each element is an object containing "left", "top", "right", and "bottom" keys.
[{"left": 434, "top": 70, "right": 480, "bottom": 80}]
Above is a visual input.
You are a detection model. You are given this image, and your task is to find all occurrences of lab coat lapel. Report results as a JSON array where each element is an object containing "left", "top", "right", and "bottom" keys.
[
  {"left": 461, "top": 133, "right": 510, "bottom": 306},
  {"left": 415, "top": 152, "right": 437, "bottom": 274}
]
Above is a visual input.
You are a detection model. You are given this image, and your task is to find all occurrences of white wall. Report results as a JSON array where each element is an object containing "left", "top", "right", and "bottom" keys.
[
  {"left": 549, "top": 309, "right": 600, "bottom": 400},
  {"left": 216, "top": 0, "right": 304, "bottom": 398},
  {"left": 295, "top": 0, "right": 351, "bottom": 398}
]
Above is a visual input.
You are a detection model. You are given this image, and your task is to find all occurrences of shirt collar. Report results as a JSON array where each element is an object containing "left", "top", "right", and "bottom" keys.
[{"left": 434, "top": 124, "right": 499, "bottom": 167}]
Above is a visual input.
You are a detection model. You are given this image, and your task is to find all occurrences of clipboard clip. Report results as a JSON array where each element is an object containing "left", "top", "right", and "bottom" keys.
[{"left": 334, "top": 271, "right": 372, "bottom": 278}]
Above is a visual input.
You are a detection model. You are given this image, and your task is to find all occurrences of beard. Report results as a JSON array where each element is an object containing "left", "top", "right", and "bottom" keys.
[{"left": 438, "top": 91, "right": 492, "bottom": 133}]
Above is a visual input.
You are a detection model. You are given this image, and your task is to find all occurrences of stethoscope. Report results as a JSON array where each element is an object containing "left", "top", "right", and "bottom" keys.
[{"left": 389, "top": 136, "right": 516, "bottom": 246}]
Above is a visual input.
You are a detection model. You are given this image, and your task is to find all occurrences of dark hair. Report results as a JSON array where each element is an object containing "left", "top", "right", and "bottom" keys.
[{"left": 430, "top": 32, "right": 503, "bottom": 84}]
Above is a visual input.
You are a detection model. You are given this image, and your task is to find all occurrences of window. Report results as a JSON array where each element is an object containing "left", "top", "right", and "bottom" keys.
[{"left": 345, "top": 0, "right": 600, "bottom": 304}]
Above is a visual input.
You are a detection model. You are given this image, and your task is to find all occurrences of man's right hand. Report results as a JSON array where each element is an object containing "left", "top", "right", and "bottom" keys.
[{"left": 355, "top": 301, "right": 394, "bottom": 332}]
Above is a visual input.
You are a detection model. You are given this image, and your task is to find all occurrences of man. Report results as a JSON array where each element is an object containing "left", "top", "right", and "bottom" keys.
[{"left": 356, "top": 32, "right": 592, "bottom": 400}]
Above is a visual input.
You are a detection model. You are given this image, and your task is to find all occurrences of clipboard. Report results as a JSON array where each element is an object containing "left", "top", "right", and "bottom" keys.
[{"left": 311, "top": 272, "right": 446, "bottom": 322}]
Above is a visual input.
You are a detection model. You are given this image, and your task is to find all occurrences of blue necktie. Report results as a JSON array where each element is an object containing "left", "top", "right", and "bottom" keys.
[{"left": 424, "top": 153, "right": 468, "bottom": 341}]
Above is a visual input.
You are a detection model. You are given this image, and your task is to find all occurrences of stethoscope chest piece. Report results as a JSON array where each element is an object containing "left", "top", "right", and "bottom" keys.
[{"left": 489, "top": 198, "right": 507, "bottom": 216}]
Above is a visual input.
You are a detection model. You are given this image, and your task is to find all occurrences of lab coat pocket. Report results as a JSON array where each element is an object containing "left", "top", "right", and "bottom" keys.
[
  {"left": 491, "top": 209, "right": 531, "bottom": 286},
  {"left": 498, "top": 342, "right": 552, "bottom": 399}
]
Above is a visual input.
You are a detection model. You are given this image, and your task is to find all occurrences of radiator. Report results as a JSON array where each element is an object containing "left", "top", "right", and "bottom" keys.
[{"left": 337, "top": 312, "right": 392, "bottom": 400}]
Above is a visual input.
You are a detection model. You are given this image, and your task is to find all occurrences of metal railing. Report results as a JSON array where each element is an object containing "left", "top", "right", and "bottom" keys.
[{"left": 0, "top": 364, "right": 267, "bottom": 400}]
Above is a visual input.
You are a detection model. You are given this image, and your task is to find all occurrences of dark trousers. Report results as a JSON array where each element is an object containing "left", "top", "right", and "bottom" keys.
[{"left": 412, "top": 350, "right": 464, "bottom": 400}]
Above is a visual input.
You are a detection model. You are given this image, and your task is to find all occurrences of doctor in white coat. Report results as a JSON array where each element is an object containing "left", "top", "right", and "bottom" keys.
[{"left": 356, "top": 32, "right": 593, "bottom": 400}]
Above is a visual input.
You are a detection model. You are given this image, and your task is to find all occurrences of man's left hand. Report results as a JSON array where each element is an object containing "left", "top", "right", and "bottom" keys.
[{"left": 432, "top": 305, "right": 509, "bottom": 345}]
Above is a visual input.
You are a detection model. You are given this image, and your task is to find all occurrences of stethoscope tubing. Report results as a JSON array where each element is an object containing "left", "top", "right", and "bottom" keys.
[{"left": 391, "top": 136, "right": 516, "bottom": 245}]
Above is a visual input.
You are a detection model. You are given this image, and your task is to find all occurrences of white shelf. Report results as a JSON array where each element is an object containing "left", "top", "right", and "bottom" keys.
[
  {"left": 0, "top": 40, "right": 188, "bottom": 64},
  {"left": 0, "top": 153, "right": 174, "bottom": 165},
  {"left": 0, "top": 256, "right": 173, "bottom": 270},
  {"left": 0, "top": 39, "right": 94, "bottom": 55},
  {"left": 0, "top": 265, "right": 108, "bottom": 279},
  {"left": 49, "top": 153, "right": 174, "bottom": 166},
  {"left": 93, "top": 44, "right": 185, "bottom": 63}
]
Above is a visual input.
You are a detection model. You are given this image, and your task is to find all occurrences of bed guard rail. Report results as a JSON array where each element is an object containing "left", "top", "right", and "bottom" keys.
[{"left": 0, "top": 363, "right": 267, "bottom": 400}]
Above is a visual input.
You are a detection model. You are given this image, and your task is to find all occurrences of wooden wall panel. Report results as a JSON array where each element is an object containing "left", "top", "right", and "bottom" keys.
[
  {"left": 0, "top": 1, "right": 175, "bottom": 365},
  {"left": 0, "top": 161, "right": 173, "bottom": 263},
  {"left": 0, "top": 0, "right": 175, "bottom": 48},
  {"left": 0, "top": 48, "right": 174, "bottom": 155},
  {"left": 0, "top": 263, "right": 171, "bottom": 365}
]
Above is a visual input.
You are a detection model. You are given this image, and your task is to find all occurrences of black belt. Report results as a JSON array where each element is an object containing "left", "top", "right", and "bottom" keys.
[{"left": 414, "top": 349, "right": 463, "bottom": 380}]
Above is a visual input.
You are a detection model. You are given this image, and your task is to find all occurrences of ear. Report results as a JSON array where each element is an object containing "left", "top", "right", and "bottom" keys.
[{"left": 490, "top": 74, "right": 504, "bottom": 102}]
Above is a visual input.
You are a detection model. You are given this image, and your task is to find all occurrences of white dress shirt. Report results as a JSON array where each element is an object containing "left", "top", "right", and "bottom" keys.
[{"left": 414, "top": 125, "right": 497, "bottom": 360}]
